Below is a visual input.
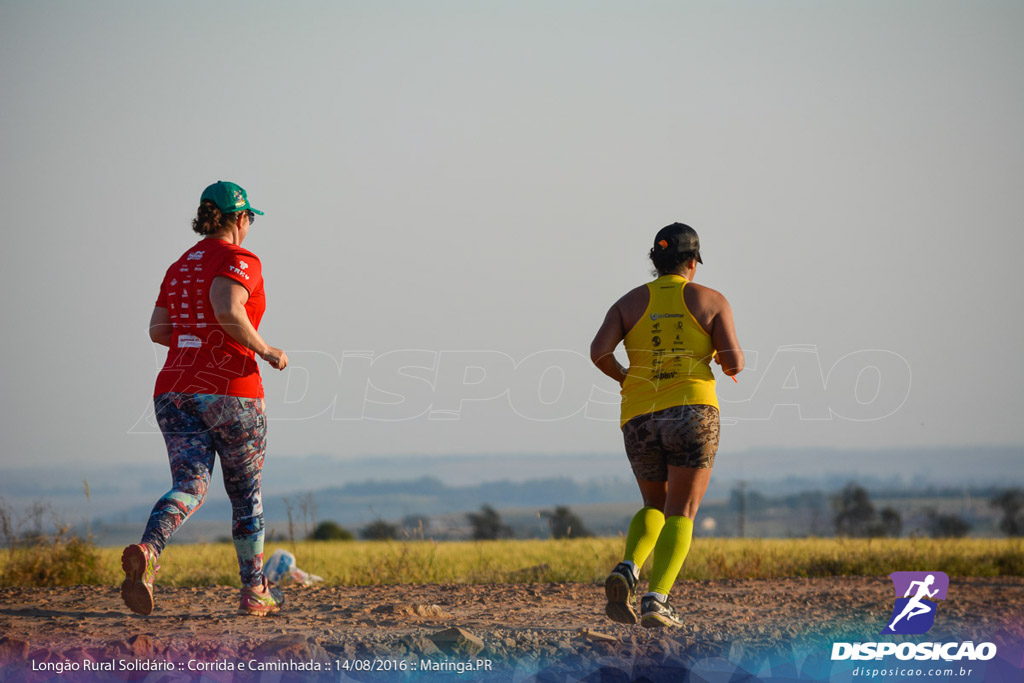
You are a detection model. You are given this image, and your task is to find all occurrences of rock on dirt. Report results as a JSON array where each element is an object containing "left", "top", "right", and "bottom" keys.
[
  {"left": 255, "top": 634, "right": 330, "bottom": 664},
  {"left": 428, "top": 627, "right": 485, "bottom": 657}
]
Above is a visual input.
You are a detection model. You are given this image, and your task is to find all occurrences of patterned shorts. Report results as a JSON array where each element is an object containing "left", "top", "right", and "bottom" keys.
[{"left": 622, "top": 404, "right": 720, "bottom": 481}]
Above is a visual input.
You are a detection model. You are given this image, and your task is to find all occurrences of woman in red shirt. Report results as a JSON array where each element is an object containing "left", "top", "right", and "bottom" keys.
[{"left": 120, "top": 181, "right": 289, "bottom": 617}]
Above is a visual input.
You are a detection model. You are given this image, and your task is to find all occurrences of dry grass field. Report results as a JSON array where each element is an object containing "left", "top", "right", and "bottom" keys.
[{"left": 3, "top": 536, "right": 1021, "bottom": 588}]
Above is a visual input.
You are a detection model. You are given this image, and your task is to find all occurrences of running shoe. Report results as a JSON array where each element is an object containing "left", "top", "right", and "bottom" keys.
[
  {"left": 640, "top": 595, "right": 683, "bottom": 628},
  {"left": 238, "top": 576, "right": 285, "bottom": 616},
  {"left": 604, "top": 562, "right": 639, "bottom": 624},
  {"left": 120, "top": 543, "right": 159, "bottom": 616}
]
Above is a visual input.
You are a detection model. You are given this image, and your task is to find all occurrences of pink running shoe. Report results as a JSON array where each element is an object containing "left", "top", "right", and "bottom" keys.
[
  {"left": 238, "top": 576, "right": 285, "bottom": 617},
  {"left": 120, "top": 544, "right": 159, "bottom": 615}
]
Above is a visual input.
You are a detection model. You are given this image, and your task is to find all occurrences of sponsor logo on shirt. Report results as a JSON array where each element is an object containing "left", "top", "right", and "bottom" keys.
[
  {"left": 177, "top": 334, "right": 202, "bottom": 349},
  {"left": 229, "top": 259, "right": 251, "bottom": 280},
  {"left": 186, "top": 250, "right": 205, "bottom": 261}
]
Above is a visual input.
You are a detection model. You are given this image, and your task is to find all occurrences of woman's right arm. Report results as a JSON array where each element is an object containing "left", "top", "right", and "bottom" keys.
[
  {"left": 149, "top": 306, "right": 172, "bottom": 346},
  {"left": 590, "top": 303, "right": 628, "bottom": 386}
]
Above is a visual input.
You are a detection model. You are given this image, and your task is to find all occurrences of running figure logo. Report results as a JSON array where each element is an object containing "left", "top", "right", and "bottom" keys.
[{"left": 880, "top": 571, "right": 949, "bottom": 635}]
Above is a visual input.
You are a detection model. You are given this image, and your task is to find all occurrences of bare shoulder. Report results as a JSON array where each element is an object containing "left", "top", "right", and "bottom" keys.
[
  {"left": 616, "top": 284, "right": 651, "bottom": 307},
  {"left": 615, "top": 284, "right": 651, "bottom": 331},
  {"left": 685, "top": 281, "right": 729, "bottom": 308},
  {"left": 683, "top": 281, "right": 732, "bottom": 333}
]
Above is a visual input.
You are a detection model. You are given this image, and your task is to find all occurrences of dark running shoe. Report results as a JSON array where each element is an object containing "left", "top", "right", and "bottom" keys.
[
  {"left": 640, "top": 595, "right": 683, "bottom": 628},
  {"left": 604, "top": 562, "right": 638, "bottom": 624}
]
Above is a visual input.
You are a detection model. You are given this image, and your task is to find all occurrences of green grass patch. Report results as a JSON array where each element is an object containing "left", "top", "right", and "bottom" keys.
[{"left": 0, "top": 536, "right": 105, "bottom": 587}]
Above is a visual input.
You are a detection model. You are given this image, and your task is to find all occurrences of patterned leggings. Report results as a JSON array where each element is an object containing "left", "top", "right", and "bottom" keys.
[{"left": 143, "top": 393, "right": 267, "bottom": 587}]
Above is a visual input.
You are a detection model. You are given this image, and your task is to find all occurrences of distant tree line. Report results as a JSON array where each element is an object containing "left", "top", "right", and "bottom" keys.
[
  {"left": 463, "top": 504, "right": 593, "bottom": 540},
  {"left": 830, "top": 484, "right": 1024, "bottom": 538},
  {"left": 992, "top": 489, "right": 1024, "bottom": 536},
  {"left": 720, "top": 481, "right": 1024, "bottom": 539},
  {"left": 466, "top": 505, "right": 514, "bottom": 540},
  {"left": 542, "top": 506, "right": 592, "bottom": 539},
  {"left": 300, "top": 485, "right": 1024, "bottom": 541},
  {"left": 309, "top": 520, "right": 354, "bottom": 541},
  {"left": 832, "top": 483, "right": 903, "bottom": 537}
]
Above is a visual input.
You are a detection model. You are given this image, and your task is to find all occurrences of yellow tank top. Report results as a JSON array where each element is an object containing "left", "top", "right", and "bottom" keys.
[{"left": 620, "top": 275, "right": 718, "bottom": 427}]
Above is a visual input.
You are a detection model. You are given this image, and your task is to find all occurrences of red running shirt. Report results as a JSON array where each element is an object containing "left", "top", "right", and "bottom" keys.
[{"left": 153, "top": 239, "right": 266, "bottom": 398}]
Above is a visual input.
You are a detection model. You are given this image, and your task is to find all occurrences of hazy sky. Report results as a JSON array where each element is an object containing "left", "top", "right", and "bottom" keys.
[{"left": 1, "top": 1, "right": 1022, "bottom": 471}]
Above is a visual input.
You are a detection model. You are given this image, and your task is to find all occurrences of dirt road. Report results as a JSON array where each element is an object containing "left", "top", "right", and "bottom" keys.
[{"left": 1, "top": 577, "right": 1022, "bottom": 681}]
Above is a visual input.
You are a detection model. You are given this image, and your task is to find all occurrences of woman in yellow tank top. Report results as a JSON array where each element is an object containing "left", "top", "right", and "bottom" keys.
[{"left": 590, "top": 223, "right": 743, "bottom": 628}]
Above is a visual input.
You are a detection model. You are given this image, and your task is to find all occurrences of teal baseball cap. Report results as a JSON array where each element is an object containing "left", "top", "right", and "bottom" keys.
[{"left": 200, "top": 181, "right": 264, "bottom": 215}]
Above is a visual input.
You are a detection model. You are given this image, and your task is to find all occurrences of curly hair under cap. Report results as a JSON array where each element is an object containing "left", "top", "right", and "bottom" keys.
[
  {"left": 650, "top": 247, "right": 698, "bottom": 277},
  {"left": 191, "top": 200, "right": 239, "bottom": 236}
]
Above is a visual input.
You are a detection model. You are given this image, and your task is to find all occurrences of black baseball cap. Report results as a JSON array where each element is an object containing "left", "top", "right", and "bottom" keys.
[{"left": 653, "top": 223, "right": 702, "bottom": 263}]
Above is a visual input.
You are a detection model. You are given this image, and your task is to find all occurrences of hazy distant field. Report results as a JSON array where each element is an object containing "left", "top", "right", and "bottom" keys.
[{"left": 5, "top": 538, "right": 1019, "bottom": 588}]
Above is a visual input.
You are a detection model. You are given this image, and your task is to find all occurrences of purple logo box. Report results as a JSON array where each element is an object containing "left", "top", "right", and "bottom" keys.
[
  {"left": 880, "top": 571, "right": 950, "bottom": 635},
  {"left": 889, "top": 571, "right": 949, "bottom": 600}
]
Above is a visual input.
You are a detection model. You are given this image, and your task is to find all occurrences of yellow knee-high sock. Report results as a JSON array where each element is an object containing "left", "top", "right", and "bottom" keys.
[
  {"left": 623, "top": 506, "right": 665, "bottom": 569},
  {"left": 647, "top": 515, "right": 694, "bottom": 596}
]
